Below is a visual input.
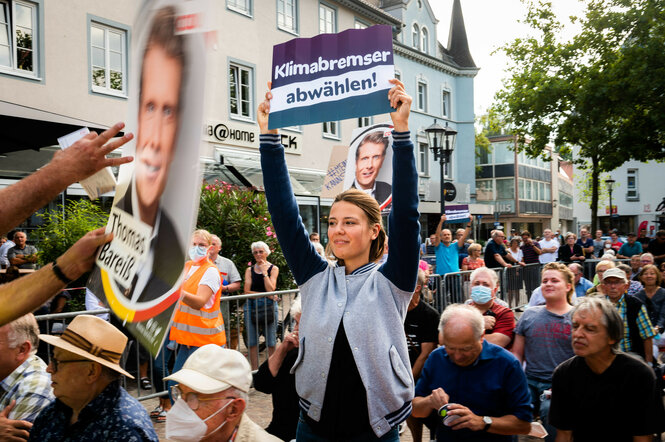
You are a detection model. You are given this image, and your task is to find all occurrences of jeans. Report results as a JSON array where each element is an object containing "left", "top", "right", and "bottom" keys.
[
  {"left": 295, "top": 412, "right": 399, "bottom": 442},
  {"left": 152, "top": 339, "right": 175, "bottom": 394},
  {"left": 527, "top": 376, "right": 555, "bottom": 442},
  {"left": 244, "top": 301, "right": 279, "bottom": 347}
]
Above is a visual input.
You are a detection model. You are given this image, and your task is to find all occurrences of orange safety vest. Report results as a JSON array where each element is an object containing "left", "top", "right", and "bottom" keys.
[{"left": 170, "top": 259, "right": 226, "bottom": 347}]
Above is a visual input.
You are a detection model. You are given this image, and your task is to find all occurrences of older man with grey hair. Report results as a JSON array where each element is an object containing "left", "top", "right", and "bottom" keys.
[
  {"left": 0, "top": 314, "right": 53, "bottom": 440},
  {"left": 549, "top": 297, "right": 665, "bottom": 441},
  {"left": 412, "top": 304, "right": 532, "bottom": 441}
]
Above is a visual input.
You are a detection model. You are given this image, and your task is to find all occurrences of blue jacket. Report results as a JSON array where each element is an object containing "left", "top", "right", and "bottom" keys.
[{"left": 259, "top": 131, "right": 420, "bottom": 437}]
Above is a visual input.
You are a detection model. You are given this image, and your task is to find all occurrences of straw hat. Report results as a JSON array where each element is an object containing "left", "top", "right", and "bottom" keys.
[{"left": 39, "top": 315, "right": 132, "bottom": 378}]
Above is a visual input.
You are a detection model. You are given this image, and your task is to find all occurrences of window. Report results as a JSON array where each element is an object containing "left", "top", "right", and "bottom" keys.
[
  {"left": 322, "top": 121, "right": 339, "bottom": 139},
  {"left": 357, "top": 116, "right": 371, "bottom": 127},
  {"left": 441, "top": 90, "right": 450, "bottom": 118},
  {"left": 354, "top": 20, "right": 367, "bottom": 29},
  {"left": 394, "top": 70, "right": 401, "bottom": 81},
  {"left": 417, "top": 81, "right": 427, "bottom": 112},
  {"left": 277, "top": 0, "right": 297, "bottom": 33},
  {"left": 626, "top": 168, "right": 639, "bottom": 200},
  {"left": 227, "top": 0, "right": 252, "bottom": 16},
  {"left": 496, "top": 178, "right": 514, "bottom": 199},
  {"left": 90, "top": 22, "right": 126, "bottom": 95},
  {"left": 0, "top": 0, "right": 38, "bottom": 75},
  {"left": 319, "top": 3, "right": 335, "bottom": 34},
  {"left": 494, "top": 143, "right": 514, "bottom": 164},
  {"left": 421, "top": 27, "right": 428, "bottom": 53},
  {"left": 476, "top": 179, "right": 494, "bottom": 201},
  {"left": 229, "top": 63, "right": 253, "bottom": 119},
  {"left": 518, "top": 178, "right": 551, "bottom": 202},
  {"left": 411, "top": 24, "right": 419, "bottom": 49},
  {"left": 559, "top": 191, "right": 573, "bottom": 208},
  {"left": 476, "top": 146, "right": 492, "bottom": 165},
  {"left": 418, "top": 143, "right": 429, "bottom": 176}
]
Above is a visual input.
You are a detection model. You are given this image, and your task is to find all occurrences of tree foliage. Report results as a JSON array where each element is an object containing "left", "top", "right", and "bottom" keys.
[
  {"left": 496, "top": 0, "right": 665, "bottom": 230},
  {"left": 196, "top": 181, "right": 295, "bottom": 292}
]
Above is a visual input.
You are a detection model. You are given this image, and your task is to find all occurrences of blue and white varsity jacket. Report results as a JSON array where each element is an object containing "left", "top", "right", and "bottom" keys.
[{"left": 259, "top": 131, "right": 420, "bottom": 438}]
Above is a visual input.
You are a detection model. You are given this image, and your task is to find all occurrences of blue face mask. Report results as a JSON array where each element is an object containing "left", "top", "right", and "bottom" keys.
[
  {"left": 188, "top": 245, "right": 207, "bottom": 262},
  {"left": 470, "top": 285, "right": 493, "bottom": 304}
]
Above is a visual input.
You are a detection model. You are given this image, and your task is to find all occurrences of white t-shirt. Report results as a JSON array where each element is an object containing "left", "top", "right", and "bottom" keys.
[
  {"left": 185, "top": 265, "right": 222, "bottom": 309},
  {"left": 538, "top": 238, "right": 559, "bottom": 264},
  {"left": 508, "top": 248, "right": 523, "bottom": 263}
]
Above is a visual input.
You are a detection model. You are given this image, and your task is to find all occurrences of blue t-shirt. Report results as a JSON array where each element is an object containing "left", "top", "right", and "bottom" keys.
[
  {"left": 435, "top": 242, "right": 461, "bottom": 275},
  {"left": 618, "top": 242, "right": 643, "bottom": 257},
  {"left": 415, "top": 342, "right": 532, "bottom": 441},
  {"left": 575, "top": 277, "right": 594, "bottom": 299},
  {"left": 575, "top": 238, "right": 594, "bottom": 257}
]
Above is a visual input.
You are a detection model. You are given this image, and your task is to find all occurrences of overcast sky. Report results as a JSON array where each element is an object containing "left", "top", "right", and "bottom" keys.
[{"left": 429, "top": 0, "right": 586, "bottom": 116}]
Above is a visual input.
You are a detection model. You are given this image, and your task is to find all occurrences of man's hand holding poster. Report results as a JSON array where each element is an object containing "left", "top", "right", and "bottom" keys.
[
  {"left": 87, "top": 0, "right": 208, "bottom": 356},
  {"left": 269, "top": 25, "right": 395, "bottom": 129}
]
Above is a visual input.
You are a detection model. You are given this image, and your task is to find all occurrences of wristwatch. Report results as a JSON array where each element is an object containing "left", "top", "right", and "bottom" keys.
[{"left": 482, "top": 416, "right": 492, "bottom": 432}]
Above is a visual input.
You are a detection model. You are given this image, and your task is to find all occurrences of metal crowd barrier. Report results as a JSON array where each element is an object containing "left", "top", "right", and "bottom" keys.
[{"left": 35, "top": 289, "right": 301, "bottom": 401}]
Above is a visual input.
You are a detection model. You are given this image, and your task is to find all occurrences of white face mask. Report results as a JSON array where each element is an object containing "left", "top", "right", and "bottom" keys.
[{"left": 166, "top": 397, "right": 232, "bottom": 441}]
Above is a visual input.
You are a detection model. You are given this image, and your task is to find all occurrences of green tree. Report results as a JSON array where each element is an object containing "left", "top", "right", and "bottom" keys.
[
  {"left": 496, "top": 0, "right": 665, "bottom": 231},
  {"left": 34, "top": 200, "right": 109, "bottom": 310},
  {"left": 196, "top": 181, "right": 294, "bottom": 292}
]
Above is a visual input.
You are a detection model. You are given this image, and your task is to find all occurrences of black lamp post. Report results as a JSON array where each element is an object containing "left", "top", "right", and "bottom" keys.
[
  {"left": 425, "top": 120, "right": 457, "bottom": 215},
  {"left": 605, "top": 178, "right": 616, "bottom": 230}
]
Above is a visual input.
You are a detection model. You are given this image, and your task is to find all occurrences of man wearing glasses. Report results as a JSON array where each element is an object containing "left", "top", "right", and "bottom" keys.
[
  {"left": 30, "top": 315, "right": 157, "bottom": 441},
  {"left": 484, "top": 231, "right": 518, "bottom": 270},
  {"left": 601, "top": 267, "right": 657, "bottom": 365},
  {"left": 164, "top": 344, "right": 280, "bottom": 441}
]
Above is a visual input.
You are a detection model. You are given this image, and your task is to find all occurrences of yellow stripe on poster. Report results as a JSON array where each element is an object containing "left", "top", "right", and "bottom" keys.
[{"left": 100, "top": 269, "right": 135, "bottom": 322}]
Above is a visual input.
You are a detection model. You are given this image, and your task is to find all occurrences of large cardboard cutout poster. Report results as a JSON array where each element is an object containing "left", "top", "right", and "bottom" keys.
[
  {"left": 268, "top": 25, "right": 395, "bottom": 129},
  {"left": 343, "top": 123, "right": 394, "bottom": 214},
  {"left": 87, "top": 0, "right": 207, "bottom": 356}
]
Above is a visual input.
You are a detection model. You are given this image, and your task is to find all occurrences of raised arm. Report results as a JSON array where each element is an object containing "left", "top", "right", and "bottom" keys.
[
  {"left": 0, "top": 123, "right": 133, "bottom": 236},
  {"left": 433, "top": 215, "right": 445, "bottom": 247},
  {"left": 457, "top": 216, "right": 473, "bottom": 249},
  {"left": 380, "top": 80, "right": 420, "bottom": 293},
  {"left": 257, "top": 87, "right": 327, "bottom": 285}
]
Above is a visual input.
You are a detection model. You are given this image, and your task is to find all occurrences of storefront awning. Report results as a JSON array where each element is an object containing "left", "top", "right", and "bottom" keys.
[{"left": 0, "top": 100, "right": 116, "bottom": 154}]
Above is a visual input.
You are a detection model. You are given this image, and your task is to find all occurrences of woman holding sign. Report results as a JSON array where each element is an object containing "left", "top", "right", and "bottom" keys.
[{"left": 257, "top": 79, "right": 419, "bottom": 441}]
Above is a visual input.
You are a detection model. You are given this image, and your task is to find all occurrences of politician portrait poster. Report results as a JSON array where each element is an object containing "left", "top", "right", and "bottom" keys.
[
  {"left": 343, "top": 123, "right": 394, "bottom": 214},
  {"left": 87, "top": 0, "right": 208, "bottom": 355}
]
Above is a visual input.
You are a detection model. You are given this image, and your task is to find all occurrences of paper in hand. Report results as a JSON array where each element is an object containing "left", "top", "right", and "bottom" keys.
[{"left": 57, "top": 128, "right": 117, "bottom": 199}]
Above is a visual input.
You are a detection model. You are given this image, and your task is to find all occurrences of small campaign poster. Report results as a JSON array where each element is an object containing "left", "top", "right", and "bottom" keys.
[
  {"left": 342, "top": 123, "right": 394, "bottom": 213},
  {"left": 87, "top": 0, "right": 208, "bottom": 356},
  {"left": 268, "top": 25, "right": 395, "bottom": 129}
]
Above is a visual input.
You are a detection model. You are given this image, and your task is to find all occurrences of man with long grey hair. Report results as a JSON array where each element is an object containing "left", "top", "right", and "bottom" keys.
[{"left": 549, "top": 297, "right": 665, "bottom": 441}]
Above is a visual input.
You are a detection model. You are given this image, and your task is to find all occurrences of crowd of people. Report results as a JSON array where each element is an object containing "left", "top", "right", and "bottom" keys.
[{"left": 1, "top": 64, "right": 664, "bottom": 442}]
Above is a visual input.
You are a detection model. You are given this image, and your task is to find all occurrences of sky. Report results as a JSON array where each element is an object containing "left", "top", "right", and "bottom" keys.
[{"left": 429, "top": 0, "right": 586, "bottom": 116}]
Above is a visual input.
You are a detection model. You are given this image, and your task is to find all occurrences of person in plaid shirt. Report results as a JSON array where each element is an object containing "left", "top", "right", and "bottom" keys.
[
  {"left": 0, "top": 314, "right": 53, "bottom": 439},
  {"left": 601, "top": 267, "right": 658, "bottom": 364}
]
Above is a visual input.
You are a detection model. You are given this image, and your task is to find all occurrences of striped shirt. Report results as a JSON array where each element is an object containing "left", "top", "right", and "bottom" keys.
[
  {"left": 0, "top": 355, "right": 53, "bottom": 422},
  {"left": 611, "top": 294, "right": 657, "bottom": 353}
]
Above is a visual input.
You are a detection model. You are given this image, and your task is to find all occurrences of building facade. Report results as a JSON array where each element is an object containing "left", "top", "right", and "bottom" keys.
[
  {"left": 572, "top": 160, "right": 665, "bottom": 235},
  {"left": 0, "top": 0, "right": 478, "bottom": 242}
]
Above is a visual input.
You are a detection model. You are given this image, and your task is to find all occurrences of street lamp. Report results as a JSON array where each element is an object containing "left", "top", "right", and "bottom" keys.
[
  {"left": 605, "top": 178, "right": 616, "bottom": 230},
  {"left": 425, "top": 119, "right": 457, "bottom": 215}
]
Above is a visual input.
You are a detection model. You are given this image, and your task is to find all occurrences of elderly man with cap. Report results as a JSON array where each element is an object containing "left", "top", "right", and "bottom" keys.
[
  {"left": 28, "top": 315, "right": 157, "bottom": 441},
  {"left": 600, "top": 267, "right": 658, "bottom": 365},
  {"left": 164, "top": 344, "right": 280, "bottom": 441}
]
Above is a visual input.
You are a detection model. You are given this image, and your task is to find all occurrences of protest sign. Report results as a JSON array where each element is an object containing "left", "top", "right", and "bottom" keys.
[
  {"left": 269, "top": 25, "right": 395, "bottom": 129},
  {"left": 343, "top": 123, "right": 394, "bottom": 213},
  {"left": 87, "top": 0, "right": 208, "bottom": 356},
  {"left": 321, "top": 145, "right": 348, "bottom": 198},
  {"left": 444, "top": 204, "right": 471, "bottom": 224}
]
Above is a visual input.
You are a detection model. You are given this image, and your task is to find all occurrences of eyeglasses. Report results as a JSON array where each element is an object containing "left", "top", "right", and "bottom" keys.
[
  {"left": 602, "top": 280, "right": 626, "bottom": 286},
  {"left": 252, "top": 250, "right": 265, "bottom": 255},
  {"left": 170, "top": 385, "right": 236, "bottom": 411},
  {"left": 49, "top": 357, "right": 90, "bottom": 373}
]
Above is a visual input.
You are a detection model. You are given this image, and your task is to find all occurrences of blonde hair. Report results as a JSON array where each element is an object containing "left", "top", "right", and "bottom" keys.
[
  {"left": 192, "top": 229, "right": 212, "bottom": 246},
  {"left": 541, "top": 262, "right": 575, "bottom": 304}
]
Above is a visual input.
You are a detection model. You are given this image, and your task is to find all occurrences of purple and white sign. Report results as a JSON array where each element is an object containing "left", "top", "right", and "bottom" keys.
[
  {"left": 445, "top": 205, "right": 471, "bottom": 224},
  {"left": 269, "top": 25, "right": 395, "bottom": 130}
]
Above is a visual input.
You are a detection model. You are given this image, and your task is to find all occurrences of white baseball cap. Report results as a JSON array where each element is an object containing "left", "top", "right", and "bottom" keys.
[
  {"left": 602, "top": 267, "right": 627, "bottom": 283},
  {"left": 164, "top": 345, "right": 252, "bottom": 394}
]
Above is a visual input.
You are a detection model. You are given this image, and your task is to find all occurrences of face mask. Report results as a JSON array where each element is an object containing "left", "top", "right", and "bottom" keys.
[
  {"left": 189, "top": 245, "right": 208, "bottom": 262},
  {"left": 604, "top": 244, "right": 611, "bottom": 249},
  {"left": 166, "top": 397, "right": 231, "bottom": 441},
  {"left": 470, "top": 285, "right": 493, "bottom": 304}
]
